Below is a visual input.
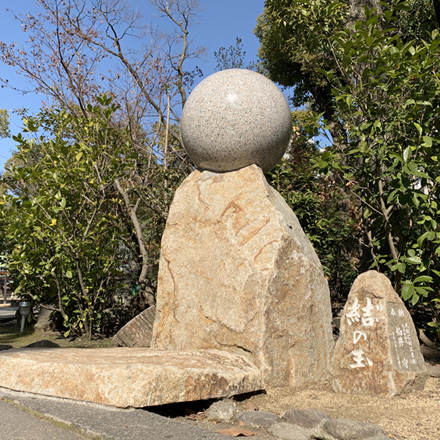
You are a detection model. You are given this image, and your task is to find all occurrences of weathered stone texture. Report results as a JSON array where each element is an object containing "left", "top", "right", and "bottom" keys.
[
  {"left": 237, "top": 410, "right": 282, "bottom": 429},
  {"left": 322, "top": 418, "right": 386, "bottom": 440},
  {"left": 282, "top": 409, "right": 330, "bottom": 429},
  {"left": 269, "top": 422, "right": 310, "bottom": 440},
  {"left": 205, "top": 399, "right": 238, "bottom": 422},
  {"left": 331, "top": 270, "right": 426, "bottom": 396},
  {"left": 152, "top": 165, "right": 334, "bottom": 387},
  {"left": 180, "top": 69, "right": 292, "bottom": 173},
  {"left": 33, "top": 306, "right": 54, "bottom": 333},
  {"left": 24, "top": 340, "right": 60, "bottom": 348},
  {"left": 113, "top": 305, "right": 156, "bottom": 347},
  {"left": 0, "top": 348, "right": 263, "bottom": 408}
]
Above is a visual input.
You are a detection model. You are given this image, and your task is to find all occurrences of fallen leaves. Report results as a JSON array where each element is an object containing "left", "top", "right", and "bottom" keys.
[{"left": 186, "top": 412, "right": 206, "bottom": 421}]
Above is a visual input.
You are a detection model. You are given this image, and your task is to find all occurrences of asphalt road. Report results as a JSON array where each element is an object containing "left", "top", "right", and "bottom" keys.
[
  {"left": 0, "top": 398, "right": 83, "bottom": 439},
  {"left": 0, "top": 388, "right": 228, "bottom": 440}
]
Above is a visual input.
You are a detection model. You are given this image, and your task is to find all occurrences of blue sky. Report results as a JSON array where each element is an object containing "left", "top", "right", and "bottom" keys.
[{"left": 0, "top": 0, "right": 266, "bottom": 170}]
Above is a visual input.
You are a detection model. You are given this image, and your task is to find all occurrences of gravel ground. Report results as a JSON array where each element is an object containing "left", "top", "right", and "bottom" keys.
[
  {"left": 243, "top": 376, "right": 440, "bottom": 440},
  {"left": 176, "top": 374, "right": 440, "bottom": 440}
]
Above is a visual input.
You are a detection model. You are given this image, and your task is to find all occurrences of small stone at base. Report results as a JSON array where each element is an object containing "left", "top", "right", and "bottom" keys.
[
  {"left": 282, "top": 409, "right": 330, "bottom": 428},
  {"left": 268, "top": 422, "right": 310, "bottom": 440},
  {"left": 236, "top": 410, "right": 281, "bottom": 429},
  {"left": 323, "top": 418, "right": 385, "bottom": 440}
]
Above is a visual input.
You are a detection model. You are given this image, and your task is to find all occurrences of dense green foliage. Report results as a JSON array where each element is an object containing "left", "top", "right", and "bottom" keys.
[
  {"left": 257, "top": 0, "right": 440, "bottom": 338},
  {"left": 0, "top": 0, "right": 197, "bottom": 338},
  {"left": 1, "top": 97, "right": 154, "bottom": 337},
  {"left": 267, "top": 110, "right": 359, "bottom": 298},
  {"left": 2, "top": 0, "right": 440, "bottom": 342},
  {"left": 322, "top": 7, "right": 440, "bottom": 304}
]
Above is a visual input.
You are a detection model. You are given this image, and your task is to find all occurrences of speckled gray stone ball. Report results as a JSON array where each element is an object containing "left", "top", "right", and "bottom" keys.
[{"left": 180, "top": 69, "right": 292, "bottom": 173}]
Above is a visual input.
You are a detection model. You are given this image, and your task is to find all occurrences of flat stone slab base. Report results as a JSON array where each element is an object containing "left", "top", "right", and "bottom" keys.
[{"left": 0, "top": 348, "right": 263, "bottom": 408}]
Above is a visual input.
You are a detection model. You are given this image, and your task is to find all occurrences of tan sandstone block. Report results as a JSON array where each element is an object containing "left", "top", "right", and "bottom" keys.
[
  {"left": 0, "top": 348, "right": 263, "bottom": 408},
  {"left": 152, "top": 165, "right": 334, "bottom": 387}
]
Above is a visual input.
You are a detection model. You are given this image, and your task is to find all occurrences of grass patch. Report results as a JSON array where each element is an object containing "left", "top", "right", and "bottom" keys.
[{"left": 0, "top": 321, "right": 115, "bottom": 349}]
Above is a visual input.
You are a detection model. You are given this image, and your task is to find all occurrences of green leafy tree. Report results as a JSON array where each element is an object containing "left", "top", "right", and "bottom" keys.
[
  {"left": 267, "top": 109, "right": 359, "bottom": 299},
  {"left": 0, "top": 1, "right": 201, "bottom": 308},
  {"left": 320, "top": 6, "right": 440, "bottom": 332},
  {"left": 257, "top": 0, "right": 440, "bottom": 338},
  {"left": 255, "top": 0, "right": 438, "bottom": 140},
  {"left": 1, "top": 97, "right": 142, "bottom": 338}
]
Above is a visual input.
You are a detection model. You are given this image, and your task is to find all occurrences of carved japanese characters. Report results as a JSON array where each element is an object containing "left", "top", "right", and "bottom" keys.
[{"left": 331, "top": 271, "right": 426, "bottom": 396}]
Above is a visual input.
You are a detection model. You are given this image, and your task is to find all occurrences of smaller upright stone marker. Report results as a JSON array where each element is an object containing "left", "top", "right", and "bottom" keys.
[
  {"left": 331, "top": 270, "right": 426, "bottom": 396},
  {"left": 113, "top": 306, "right": 156, "bottom": 348}
]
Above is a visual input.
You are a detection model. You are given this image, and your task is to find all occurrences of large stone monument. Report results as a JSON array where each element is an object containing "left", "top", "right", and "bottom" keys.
[
  {"left": 330, "top": 271, "right": 426, "bottom": 396},
  {"left": 0, "top": 69, "right": 334, "bottom": 407},
  {"left": 152, "top": 69, "right": 334, "bottom": 387}
]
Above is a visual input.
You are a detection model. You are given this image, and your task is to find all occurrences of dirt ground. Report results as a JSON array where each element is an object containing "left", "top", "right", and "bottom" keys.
[
  {"left": 244, "top": 376, "right": 440, "bottom": 440},
  {"left": 175, "top": 348, "right": 440, "bottom": 440},
  {"left": 175, "top": 375, "right": 440, "bottom": 440}
]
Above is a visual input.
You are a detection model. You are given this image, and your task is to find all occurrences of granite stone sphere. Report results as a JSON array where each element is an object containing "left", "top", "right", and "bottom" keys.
[{"left": 180, "top": 69, "right": 292, "bottom": 173}]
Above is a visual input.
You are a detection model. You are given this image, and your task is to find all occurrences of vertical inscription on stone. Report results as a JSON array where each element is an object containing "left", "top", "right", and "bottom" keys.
[
  {"left": 331, "top": 270, "right": 427, "bottom": 396},
  {"left": 387, "top": 303, "right": 422, "bottom": 373},
  {"left": 346, "top": 296, "right": 383, "bottom": 369}
]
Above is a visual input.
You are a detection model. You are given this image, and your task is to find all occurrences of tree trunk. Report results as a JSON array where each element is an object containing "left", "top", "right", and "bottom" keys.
[
  {"left": 347, "top": 0, "right": 383, "bottom": 28},
  {"left": 114, "top": 179, "right": 155, "bottom": 308},
  {"left": 434, "top": 0, "right": 440, "bottom": 28}
]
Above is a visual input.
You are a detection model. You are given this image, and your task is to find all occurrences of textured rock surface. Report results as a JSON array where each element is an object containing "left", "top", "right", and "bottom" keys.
[
  {"left": 33, "top": 306, "right": 54, "bottom": 332},
  {"left": 180, "top": 69, "right": 292, "bottom": 173},
  {"left": 331, "top": 271, "right": 426, "bottom": 396},
  {"left": 0, "top": 348, "right": 263, "bottom": 408},
  {"left": 236, "top": 410, "right": 282, "bottom": 429},
  {"left": 365, "top": 436, "right": 393, "bottom": 440},
  {"left": 267, "top": 412, "right": 388, "bottom": 440},
  {"left": 152, "top": 165, "right": 334, "bottom": 387},
  {"left": 282, "top": 409, "right": 330, "bottom": 428},
  {"left": 269, "top": 422, "right": 310, "bottom": 440},
  {"left": 113, "top": 305, "right": 156, "bottom": 347},
  {"left": 426, "top": 364, "right": 440, "bottom": 377},
  {"left": 322, "top": 418, "right": 386, "bottom": 440},
  {"left": 205, "top": 399, "right": 238, "bottom": 422},
  {"left": 24, "top": 340, "right": 60, "bottom": 348}
]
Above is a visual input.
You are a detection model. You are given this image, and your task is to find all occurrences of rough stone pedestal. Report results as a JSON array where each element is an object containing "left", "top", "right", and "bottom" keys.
[
  {"left": 152, "top": 165, "right": 334, "bottom": 387},
  {"left": 0, "top": 348, "right": 262, "bottom": 408},
  {"left": 330, "top": 270, "right": 426, "bottom": 396}
]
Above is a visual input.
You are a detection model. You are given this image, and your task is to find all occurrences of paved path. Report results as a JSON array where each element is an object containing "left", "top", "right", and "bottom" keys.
[
  {"left": 0, "top": 399, "right": 83, "bottom": 439},
  {"left": 0, "top": 388, "right": 228, "bottom": 440}
]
